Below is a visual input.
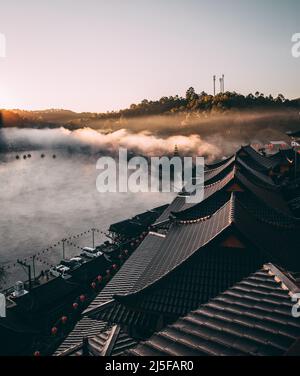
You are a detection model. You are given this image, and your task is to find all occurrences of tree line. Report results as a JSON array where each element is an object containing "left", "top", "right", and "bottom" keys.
[{"left": 96, "top": 88, "right": 300, "bottom": 120}]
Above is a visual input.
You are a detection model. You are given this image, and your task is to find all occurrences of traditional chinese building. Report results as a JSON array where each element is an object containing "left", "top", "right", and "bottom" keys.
[{"left": 54, "top": 145, "right": 300, "bottom": 357}]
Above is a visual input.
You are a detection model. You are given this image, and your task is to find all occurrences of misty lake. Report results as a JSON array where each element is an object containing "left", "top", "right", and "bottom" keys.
[{"left": 0, "top": 136, "right": 174, "bottom": 289}]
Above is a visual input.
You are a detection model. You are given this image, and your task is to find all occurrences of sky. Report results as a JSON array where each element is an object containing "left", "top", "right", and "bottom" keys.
[{"left": 0, "top": 0, "right": 299, "bottom": 112}]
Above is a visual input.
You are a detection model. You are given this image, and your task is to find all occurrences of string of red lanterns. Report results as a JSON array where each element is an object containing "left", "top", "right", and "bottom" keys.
[{"left": 34, "top": 232, "right": 148, "bottom": 356}]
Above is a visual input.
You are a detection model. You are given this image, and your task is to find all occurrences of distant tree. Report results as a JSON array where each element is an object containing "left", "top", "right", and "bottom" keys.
[
  {"left": 276, "top": 94, "right": 285, "bottom": 103},
  {"left": 186, "top": 87, "right": 197, "bottom": 101}
]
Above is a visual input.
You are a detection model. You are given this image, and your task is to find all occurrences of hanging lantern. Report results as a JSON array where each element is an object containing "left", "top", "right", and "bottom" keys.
[
  {"left": 51, "top": 326, "right": 58, "bottom": 335},
  {"left": 124, "top": 250, "right": 128, "bottom": 255},
  {"left": 72, "top": 302, "right": 78, "bottom": 310},
  {"left": 91, "top": 282, "right": 96, "bottom": 289},
  {"left": 130, "top": 242, "right": 134, "bottom": 247},
  {"left": 106, "top": 269, "right": 110, "bottom": 276},
  {"left": 34, "top": 351, "right": 40, "bottom": 357},
  {"left": 80, "top": 294, "right": 85, "bottom": 302},
  {"left": 61, "top": 316, "right": 68, "bottom": 324},
  {"left": 112, "top": 264, "right": 117, "bottom": 270},
  {"left": 97, "top": 275, "right": 102, "bottom": 282}
]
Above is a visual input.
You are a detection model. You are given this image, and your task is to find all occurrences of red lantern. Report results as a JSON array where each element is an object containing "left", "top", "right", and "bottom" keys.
[
  {"left": 73, "top": 302, "right": 78, "bottom": 310},
  {"left": 80, "top": 294, "right": 85, "bottom": 302},
  {"left": 97, "top": 275, "right": 102, "bottom": 282},
  {"left": 91, "top": 282, "right": 96, "bottom": 289},
  {"left": 51, "top": 326, "right": 58, "bottom": 335},
  {"left": 34, "top": 351, "right": 40, "bottom": 357},
  {"left": 61, "top": 316, "right": 68, "bottom": 324},
  {"left": 112, "top": 264, "right": 117, "bottom": 270}
]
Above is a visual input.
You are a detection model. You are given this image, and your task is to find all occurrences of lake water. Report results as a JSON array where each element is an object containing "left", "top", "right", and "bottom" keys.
[{"left": 0, "top": 143, "right": 174, "bottom": 289}]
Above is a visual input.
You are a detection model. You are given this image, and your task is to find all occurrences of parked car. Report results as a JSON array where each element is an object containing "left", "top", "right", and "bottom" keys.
[
  {"left": 70, "top": 256, "right": 84, "bottom": 264},
  {"left": 60, "top": 259, "right": 81, "bottom": 270},
  {"left": 50, "top": 265, "right": 70, "bottom": 278},
  {"left": 80, "top": 247, "right": 103, "bottom": 259}
]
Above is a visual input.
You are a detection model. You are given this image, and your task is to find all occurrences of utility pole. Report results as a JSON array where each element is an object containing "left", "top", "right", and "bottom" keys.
[
  {"left": 17, "top": 259, "right": 32, "bottom": 291},
  {"left": 62, "top": 239, "right": 66, "bottom": 259},
  {"left": 91, "top": 228, "right": 95, "bottom": 248},
  {"left": 32, "top": 255, "right": 36, "bottom": 281}
]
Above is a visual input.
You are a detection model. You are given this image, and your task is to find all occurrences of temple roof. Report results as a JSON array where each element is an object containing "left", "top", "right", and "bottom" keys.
[
  {"left": 54, "top": 145, "right": 300, "bottom": 356},
  {"left": 238, "top": 145, "right": 279, "bottom": 171},
  {"left": 114, "top": 193, "right": 299, "bottom": 301},
  {"left": 127, "top": 264, "right": 300, "bottom": 356}
]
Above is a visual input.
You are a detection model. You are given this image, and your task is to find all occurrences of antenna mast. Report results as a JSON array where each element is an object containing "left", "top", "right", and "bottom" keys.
[{"left": 213, "top": 75, "right": 216, "bottom": 96}]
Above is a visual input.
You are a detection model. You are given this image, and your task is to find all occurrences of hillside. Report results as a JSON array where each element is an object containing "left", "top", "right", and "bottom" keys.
[{"left": 1, "top": 90, "right": 300, "bottom": 140}]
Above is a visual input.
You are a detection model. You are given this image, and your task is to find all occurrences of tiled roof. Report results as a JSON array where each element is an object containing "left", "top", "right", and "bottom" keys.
[
  {"left": 171, "top": 191, "right": 231, "bottom": 220},
  {"left": 115, "top": 192, "right": 300, "bottom": 298},
  {"left": 109, "top": 204, "right": 168, "bottom": 236},
  {"left": 233, "top": 197, "right": 300, "bottom": 270},
  {"left": 203, "top": 158, "right": 236, "bottom": 185},
  {"left": 236, "top": 156, "right": 277, "bottom": 188},
  {"left": 157, "top": 167, "right": 236, "bottom": 219},
  {"left": 54, "top": 317, "right": 108, "bottom": 355},
  {"left": 128, "top": 266, "right": 300, "bottom": 356},
  {"left": 100, "top": 244, "right": 266, "bottom": 327},
  {"left": 154, "top": 196, "right": 186, "bottom": 225},
  {"left": 204, "top": 155, "right": 235, "bottom": 177},
  {"left": 235, "top": 169, "right": 292, "bottom": 215},
  {"left": 124, "top": 197, "right": 233, "bottom": 296},
  {"left": 55, "top": 233, "right": 165, "bottom": 354},
  {"left": 84, "top": 233, "right": 165, "bottom": 313},
  {"left": 239, "top": 145, "right": 278, "bottom": 171},
  {"left": 205, "top": 155, "right": 234, "bottom": 170},
  {"left": 155, "top": 148, "right": 293, "bottom": 226},
  {"left": 56, "top": 325, "right": 137, "bottom": 356},
  {"left": 53, "top": 146, "right": 300, "bottom": 356}
]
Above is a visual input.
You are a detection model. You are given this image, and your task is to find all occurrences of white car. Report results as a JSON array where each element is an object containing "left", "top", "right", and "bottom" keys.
[
  {"left": 50, "top": 265, "right": 71, "bottom": 278},
  {"left": 80, "top": 247, "right": 103, "bottom": 259},
  {"left": 70, "top": 257, "right": 84, "bottom": 264}
]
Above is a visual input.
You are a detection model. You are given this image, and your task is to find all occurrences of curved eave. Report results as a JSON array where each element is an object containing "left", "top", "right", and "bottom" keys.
[
  {"left": 205, "top": 154, "right": 234, "bottom": 170},
  {"left": 114, "top": 197, "right": 234, "bottom": 301}
]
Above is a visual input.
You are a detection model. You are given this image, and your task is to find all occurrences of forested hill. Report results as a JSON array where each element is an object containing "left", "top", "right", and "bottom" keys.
[
  {"left": 99, "top": 89, "right": 300, "bottom": 119},
  {"left": 1, "top": 88, "right": 300, "bottom": 129}
]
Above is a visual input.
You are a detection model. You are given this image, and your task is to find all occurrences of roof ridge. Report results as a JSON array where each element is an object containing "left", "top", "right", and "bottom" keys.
[
  {"left": 204, "top": 155, "right": 235, "bottom": 174},
  {"left": 175, "top": 193, "right": 233, "bottom": 225},
  {"left": 229, "top": 192, "right": 236, "bottom": 224},
  {"left": 263, "top": 263, "right": 300, "bottom": 295}
]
